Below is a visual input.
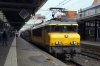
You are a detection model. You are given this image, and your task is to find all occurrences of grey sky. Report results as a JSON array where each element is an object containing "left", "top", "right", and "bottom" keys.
[{"left": 36, "top": 0, "right": 94, "bottom": 20}]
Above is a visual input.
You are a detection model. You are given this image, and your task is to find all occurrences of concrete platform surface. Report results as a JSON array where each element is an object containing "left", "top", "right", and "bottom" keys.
[
  {"left": 0, "top": 37, "right": 14, "bottom": 66},
  {"left": 81, "top": 41, "right": 100, "bottom": 46},
  {"left": 2, "top": 37, "right": 68, "bottom": 66}
]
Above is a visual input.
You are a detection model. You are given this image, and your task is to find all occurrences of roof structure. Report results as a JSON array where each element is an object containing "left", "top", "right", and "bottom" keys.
[{"left": 0, "top": 0, "right": 47, "bottom": 30}]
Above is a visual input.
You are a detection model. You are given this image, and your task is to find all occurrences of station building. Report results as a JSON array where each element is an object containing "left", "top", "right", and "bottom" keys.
[{"left": 77, "top": 0, "right": 100, "bottom": 41}]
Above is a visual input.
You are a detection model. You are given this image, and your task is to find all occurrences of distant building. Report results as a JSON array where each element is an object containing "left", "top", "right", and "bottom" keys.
[
  {"left": 65, "top": 11, "right": 77, "bottom": 18},
  {"left": 57, "top": 11, "right": 77, "bottom": 18},
  {"left": 92, "top": 0, "right": 100, "bottom": 5},
  {"left": 76, "top": 0, "right": 100, "bottom": 41}
]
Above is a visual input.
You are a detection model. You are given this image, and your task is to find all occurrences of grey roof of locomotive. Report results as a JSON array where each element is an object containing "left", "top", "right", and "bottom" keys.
[{"left": 32, "top": 18, "right": 77, "bottom": 30}]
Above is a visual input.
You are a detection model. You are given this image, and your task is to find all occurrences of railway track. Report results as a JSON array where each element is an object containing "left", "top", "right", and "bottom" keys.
[
  {"left": 50, "top": 55, "right": 81, "bottom": 66},
  {"left": 27, "top": 40, "right": 100, "bottom": 66},
  {"left": 28, "top": 41, "right": 82, "bottom": 66},
  {"left": 70, "top": 51, "right": 100, "bottom": 66},
  {"left": 61, "top": 59, "right": 82, "bottom": 66},
  {"left": 79, "top": 51, "right": 100, "bottom": 60},
  {"left": 58, "top": 50, "right": 100, "bottom": 66}
]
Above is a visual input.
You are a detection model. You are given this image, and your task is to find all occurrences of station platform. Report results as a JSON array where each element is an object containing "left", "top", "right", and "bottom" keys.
[
  {"left": 0, "top": 37, "right": 14, "bottom": 66},
  {"left": 81, "top": 40, "right": 100, "bottom": 46},
  {"left": 0, "top": 37, "right": 68, "bottom": 66},
  {"left": 81, "top": 40, "right": 100, "bottom": 55}
]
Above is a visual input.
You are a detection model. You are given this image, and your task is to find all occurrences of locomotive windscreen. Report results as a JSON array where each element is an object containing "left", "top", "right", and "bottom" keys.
[{"left": 45, "top": 25, "right": 78, "bottom": 32}]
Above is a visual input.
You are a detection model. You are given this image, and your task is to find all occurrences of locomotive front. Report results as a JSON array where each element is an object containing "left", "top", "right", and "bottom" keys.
[{"left": 45, "top": 22, "right": 80, "bottom": 60}]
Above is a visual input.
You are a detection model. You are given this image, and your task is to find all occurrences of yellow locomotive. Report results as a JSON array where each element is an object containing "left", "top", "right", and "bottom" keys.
[
  {"left": 30, "top": 18, "right": 80, "bottom": 59},
  {"left": 21, "top": 18, "right": 80, "bottom": 60}
]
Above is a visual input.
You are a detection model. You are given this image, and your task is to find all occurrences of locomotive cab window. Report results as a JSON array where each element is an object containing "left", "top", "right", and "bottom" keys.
[
  {"left": 45, "top": 26, "right": 49, "bottom": 32},
  {"left": 67, "top": 26, "right": 78, "bottom": 32},
  {"left": 45, "top": 26, "right": 52, "bottom": 32},
  {"left": 45, "top": 25, "right": 78, "bottom": 32}
]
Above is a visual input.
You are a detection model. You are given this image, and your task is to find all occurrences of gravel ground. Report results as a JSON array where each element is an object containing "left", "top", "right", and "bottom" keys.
[{"left": 72, "top": 54, "right": 100, "bottom": 66}]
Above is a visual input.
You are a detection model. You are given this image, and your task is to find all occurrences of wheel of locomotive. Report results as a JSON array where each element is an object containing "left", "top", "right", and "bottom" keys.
[
  {"left": 53, "top": 51, "right": 58, "bottom": 58},
  {"left": 58, "top": 53, "right": 64, "bottom": 59},
  {"left": 70, "top": 49, "right": 76, "bottom": 58},
  {"left": 60, "top": 54, "right": 65, "bottom": 60},
  {"left": 55, "top": 53, "right": 62, "bottom": 59}
]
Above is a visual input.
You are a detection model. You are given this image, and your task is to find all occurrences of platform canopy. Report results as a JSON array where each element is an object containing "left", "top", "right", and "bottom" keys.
[{"left": 0, "top": 0, "right": 47, "bottom": 30}]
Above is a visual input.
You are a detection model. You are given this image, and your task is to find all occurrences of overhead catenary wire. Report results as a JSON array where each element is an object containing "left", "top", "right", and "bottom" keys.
[
  {"left": 58, "top": 0, "right": 71, "bottom": 7},
  {"left": 55, "top": 0, "right": 67, "bottom": 7},
  {"left": 22, "top": 0, "right": 70, "bottom": 31},
  {"left": 39, "top": 0, "right": 87, "bottom": 20},
  {"left": 65, "top": 0, "right": 86, "bottom": 8},
  {"left": 54, "top": 0, "right": 71, "bottom": 8},
  {"left": 23, "top": 0, "right": 88, "bottom": 30},
  {"left": 46, "top": 0, "right": 73, "bottom": 19},
  {"left": 43, "top": 0, "right": 71, "bottom": 19},
  {"left": 43, "top": 0, "right": 69, "bottom": 16},
  {"left": 46, "top": 0, "right": 87, "bottom": 19}
]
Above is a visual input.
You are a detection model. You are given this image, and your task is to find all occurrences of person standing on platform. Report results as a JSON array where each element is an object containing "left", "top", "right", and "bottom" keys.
[
  {"left": 15, "top": 30, "right": 18, "bottom": 37},
  {"left": 1, "top": 31, "right": 8, "bottom": 46}
]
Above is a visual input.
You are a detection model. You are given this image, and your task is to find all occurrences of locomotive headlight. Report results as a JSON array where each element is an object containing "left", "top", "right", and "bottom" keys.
[
  {"left": 56, "top": 41, "right": 59, "bottom": 44},
  {"left": 73, "top": 41, "right": 76, "bottom": 44},
  {"left": 70, "top": 41, "right": 76, "bottom": 45},
  {"left": 55, "top": 41, "right": 62, "bottom": 45}
]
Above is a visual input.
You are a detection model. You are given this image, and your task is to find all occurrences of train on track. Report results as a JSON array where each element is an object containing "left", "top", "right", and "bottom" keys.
[{"left": 20, "top": 18, "right": 81, "bottom": 60}]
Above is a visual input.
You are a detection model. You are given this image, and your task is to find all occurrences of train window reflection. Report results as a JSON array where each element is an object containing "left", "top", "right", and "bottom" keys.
[
  {"left": 45, "top": 25, "right": 78, "bottom": 32},
  {"left": 45, "top": 26, "right": 50, "bottom": 32},
  {"left": 67, "top": 26, "right": 78, "bottom": 32}
]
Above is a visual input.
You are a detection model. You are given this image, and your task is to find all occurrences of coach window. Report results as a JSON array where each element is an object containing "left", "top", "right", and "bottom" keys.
[
  {"left": 45, "top": 26, "right": 51, "bottom": 32},
  {"left": 45, "top": 26, "right": 49, "bottom": 32},
  {"left": 32, "top": 28, "right": 42, "bottom": 37},
  {"left": 25, "top": 31, "right": 29, "bottom": 37}
]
